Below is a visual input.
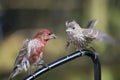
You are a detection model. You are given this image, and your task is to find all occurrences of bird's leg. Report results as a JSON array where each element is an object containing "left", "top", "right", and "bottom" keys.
[
  {"left": 89, "top": 46, "right": 96, "bottom": 52},
  {"left": 36, "top": 60, "right": 44, "bottom": 66},
  {"left": 64, "top": 41, "right": 71, "bottom": 54},
  {"left": 89, "top": 46, "right": 98, "bottom": 60},
  {"left": 76, "top": 48, "right": 82, "bottom": 51},
  {"left": 36, "top": 60, "right": 49, "bottom": 69},
  {"left": 66, "top": 41, "right": 70, "bottom": 48},
  {"left": 65, "top": 41, "right": 71, "bottom": 50},
  {"left": 26, "top": 69, "right": 31, "bottom": 75}
]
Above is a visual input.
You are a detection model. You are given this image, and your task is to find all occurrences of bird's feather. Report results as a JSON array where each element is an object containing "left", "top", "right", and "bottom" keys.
[
  {"left": 14, "top": 39, "right": 30, "bottom": 66},
  {"left": 87, "top": 20, "right": 97, "bottom": 29},
  {"left": 82, "top": 29, "right": 117, "bottom": 44},
  {"left": 95, "top": 31, "right": 117, "bottom": 45},
  {"left": 82, "top": 29, "right": 98, "bottom": 39}
]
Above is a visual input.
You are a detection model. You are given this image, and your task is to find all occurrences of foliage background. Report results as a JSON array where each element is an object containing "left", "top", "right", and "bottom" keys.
[{"left": 0, "top": 0, "right": 120, "bottom": 80}]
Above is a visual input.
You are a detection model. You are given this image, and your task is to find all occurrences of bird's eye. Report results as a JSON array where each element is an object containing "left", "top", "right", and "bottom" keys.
[
  {"left": 72, "top": 27, "right": 75, "bottom": 29},
  {"left": 48, "top": 33, "right": 51, "bottom": 35}
]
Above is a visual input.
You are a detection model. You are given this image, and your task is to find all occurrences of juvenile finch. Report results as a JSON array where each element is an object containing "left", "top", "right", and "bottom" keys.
[
  {"left": 65, "top": 20, "right": 117, "bottom": 51},
  {"left": 8, "top": 29, "right": 56, "bottom": 80}
]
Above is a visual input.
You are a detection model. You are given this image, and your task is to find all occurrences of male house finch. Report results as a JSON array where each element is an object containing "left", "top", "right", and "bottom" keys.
[
  {"left": 8, "top": 29, "right": 56, "bottom": 80},
  {"left": 65, "top": 20, "right": 117, "bottom": 51}
]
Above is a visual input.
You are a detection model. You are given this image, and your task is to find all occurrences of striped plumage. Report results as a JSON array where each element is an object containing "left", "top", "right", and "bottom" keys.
[{"left": 65, "top": 20, "right": 116, "bottom": 50}]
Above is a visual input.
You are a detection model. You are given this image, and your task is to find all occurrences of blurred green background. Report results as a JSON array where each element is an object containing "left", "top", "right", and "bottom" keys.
[{"left": 0, "top": 0, "right": 120, "bottom": 80}]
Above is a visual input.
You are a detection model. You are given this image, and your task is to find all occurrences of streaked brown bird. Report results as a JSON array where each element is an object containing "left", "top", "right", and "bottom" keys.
[{"left": 65, "top": 20, "right": 117, "bottom": 51}]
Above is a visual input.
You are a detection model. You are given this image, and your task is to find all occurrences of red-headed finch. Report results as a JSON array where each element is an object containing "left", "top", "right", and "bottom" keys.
[{"left": 8, "top": 29, "right": 56, "bottom": 80}]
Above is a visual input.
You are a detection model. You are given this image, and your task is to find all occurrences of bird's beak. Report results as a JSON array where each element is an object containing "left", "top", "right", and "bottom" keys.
[
  {"left": 50, "top": 34, "right": 56, "bottom": 39},
  {"left": 66, "top": 28, "right": 72, "bottom": 32}
]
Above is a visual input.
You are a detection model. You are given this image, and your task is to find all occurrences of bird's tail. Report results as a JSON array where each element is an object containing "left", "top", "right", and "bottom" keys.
[{"left": 8, "top": 67, "right": 21, "bottom": 80}]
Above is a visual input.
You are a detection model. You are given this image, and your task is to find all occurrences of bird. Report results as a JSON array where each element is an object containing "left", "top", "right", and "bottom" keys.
[
  {"left": 8, "top": 29, "right": 56, "bottom": 80},
  {"left": 65, "top": 20, "right": 117, "bottom": 51}
]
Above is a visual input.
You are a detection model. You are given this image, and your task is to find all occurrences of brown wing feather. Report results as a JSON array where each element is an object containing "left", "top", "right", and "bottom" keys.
[
  {"left": 82, "top": 29, "right": 117, "bottom": 44},
  {"left": 82, "top": 29, "right": 98, "bottom": 39},
  {"left": 14, "top": 39, "right": 30, "bottom": 66}
]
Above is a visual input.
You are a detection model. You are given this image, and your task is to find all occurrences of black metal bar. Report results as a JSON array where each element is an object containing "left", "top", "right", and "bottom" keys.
[
  {"left": 82, "top": 50, "right": 101, "bottom": 80},
  {"left": 24, "top": 49, "right": 101, "bottom": 80}
]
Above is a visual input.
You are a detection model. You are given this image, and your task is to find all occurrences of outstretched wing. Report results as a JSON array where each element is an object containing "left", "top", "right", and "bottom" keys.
[
  {"left": 14, "top": 39, "right": 30, "bottom": 66},
  {"left": 82, "top": 29, "right": 117, "bottom": 45},
  {"left": 87, "top": 20, "right": 97, "bottom": 29},
  {"left": 95, "top": 31, "right": 117, "bottom": 45}
]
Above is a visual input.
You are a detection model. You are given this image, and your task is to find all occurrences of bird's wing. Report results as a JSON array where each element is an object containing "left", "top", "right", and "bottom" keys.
[
  {"left": 87, "top": 20, "right": 97, "bottom": 29},
  {"left": 82, "top": 29, "right": 98, "bottom": 39},
  {"left": 14, "top": 39, "right": 30, "bottom": 66},
  {"left": 82, "top": 29, "right": 117, "bottom": 44},
  {"left": 95, "top": 31, "right": 117, "bottom": 45}
]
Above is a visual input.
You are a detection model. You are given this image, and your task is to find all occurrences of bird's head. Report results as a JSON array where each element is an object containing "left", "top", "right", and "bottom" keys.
[
  {"left": 65, "top": 20, "right": 81, "bottom": 35},
  {"left": 34, "top": 29, "right": 56, "bottom": 41}
]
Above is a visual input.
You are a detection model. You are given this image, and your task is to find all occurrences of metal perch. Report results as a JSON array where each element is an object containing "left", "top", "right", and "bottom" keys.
[{"left": 24, "top": 49, "right": 101, "bottom": 80}]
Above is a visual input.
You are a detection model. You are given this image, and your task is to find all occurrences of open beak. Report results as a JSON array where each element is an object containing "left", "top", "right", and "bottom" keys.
[{"left": 50, "top": 34, "right": 56, "bottom": 39}]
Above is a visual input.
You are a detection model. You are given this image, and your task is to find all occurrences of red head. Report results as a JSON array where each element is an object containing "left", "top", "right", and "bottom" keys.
[{"left": 34, "top": 29, "right": 56, "bottom": 41}]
